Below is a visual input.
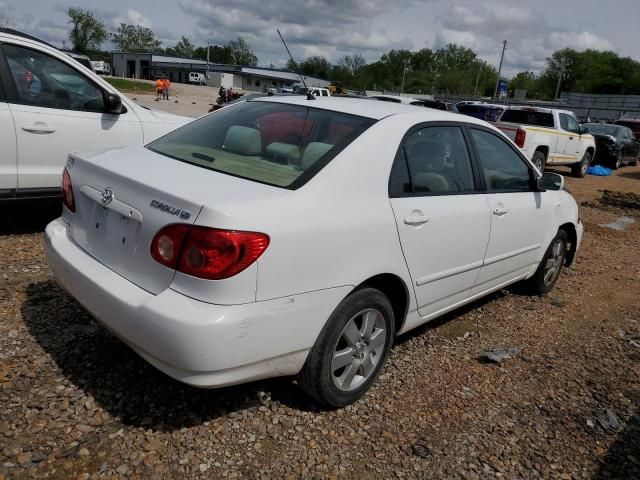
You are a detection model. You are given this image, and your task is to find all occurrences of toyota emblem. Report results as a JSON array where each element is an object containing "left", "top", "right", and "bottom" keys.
[{"left": 101, "top": 187, "right": 114, "bottom": 205}]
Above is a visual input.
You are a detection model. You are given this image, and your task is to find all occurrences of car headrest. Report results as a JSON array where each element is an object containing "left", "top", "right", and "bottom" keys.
[
  {"left": 301, "top": 142, "right": 333, "bottom": 170},
  {"left": 223, "top": 126, "right": 262, "bottom": 156}
]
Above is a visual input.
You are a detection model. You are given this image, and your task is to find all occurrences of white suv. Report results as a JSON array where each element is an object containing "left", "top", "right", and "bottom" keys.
[{"left": 0, "top": 28, "right": 191, "bottom": 200}]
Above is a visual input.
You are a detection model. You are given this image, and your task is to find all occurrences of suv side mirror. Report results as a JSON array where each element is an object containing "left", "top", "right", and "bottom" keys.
[
  {"left": 104, "top": 92, "right": 123, "bottom": 114},
  {"left": 537, "top": 172, "right": 564, "bottom": 191}
]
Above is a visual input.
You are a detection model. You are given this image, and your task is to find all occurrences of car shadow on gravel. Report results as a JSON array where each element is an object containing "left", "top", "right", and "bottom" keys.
[
  {"left": 21, "top": 280, "right": 319, "bottom": 432},
  {"left": 595, "top": 408, "right": 640, "bottom": 479},
  {"left": 0, "top": 199, "right": 61, "bottom": 235},
  {"left": 618, "top": 170, "right": 640, "bottom": 181}
]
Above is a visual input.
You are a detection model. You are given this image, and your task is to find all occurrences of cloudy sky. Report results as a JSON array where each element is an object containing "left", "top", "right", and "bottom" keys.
[{"left": 1, "top": 0, "right": 637, "bottom": 76}]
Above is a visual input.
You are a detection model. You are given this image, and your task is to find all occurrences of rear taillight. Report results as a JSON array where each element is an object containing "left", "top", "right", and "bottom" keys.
[
  {"left": 515, "top": 128, "right": 526, "bottom": 148},
  {"left": 62, "top": 168, "right": 76, "bottom": 212},
  {"left": 150, "top": 225, "right": 270, "bottom": 280}
]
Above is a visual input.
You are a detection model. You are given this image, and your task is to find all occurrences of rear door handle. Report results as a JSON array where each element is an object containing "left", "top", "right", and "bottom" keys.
[
  {"left": 21, "top": 123, "right": 56, "bottom": 134},
  {"left": 568, "top": 136, "right": 574, "bottom": 140},
  {"left": 404, "top": 215, "right": 430, "bottom": 226},
  {"left": 492, "top": 207, "right": 508, "bottom": 216}
]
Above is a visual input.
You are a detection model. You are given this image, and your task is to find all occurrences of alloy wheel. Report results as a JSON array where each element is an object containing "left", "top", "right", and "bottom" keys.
[
  {"left": 543, "top": 239, "right": 564, "bottom": 286},
  {"left": 331, "top": 308, "right": 386, "bottom": 392}
]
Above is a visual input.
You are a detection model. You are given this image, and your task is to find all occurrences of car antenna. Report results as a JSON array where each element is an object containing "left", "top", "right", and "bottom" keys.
[{"left": 277, "top": 28, "right": 315, "bottom": 101}]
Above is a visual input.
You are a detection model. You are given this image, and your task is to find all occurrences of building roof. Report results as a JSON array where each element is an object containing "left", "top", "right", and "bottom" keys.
[{"left": 151, "top": 55, "right": 208, "bottom": 65}]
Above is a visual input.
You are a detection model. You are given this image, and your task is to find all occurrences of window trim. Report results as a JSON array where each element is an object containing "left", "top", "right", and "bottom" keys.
[
  {"left": 0, "top": 42, "right": 110, "bottom": 114},
  {"left": 465, "top": 124, "right": 538, "bottom": 194},
  {"left": 388, "top": 121, "right": 483, "bottom": 198}
]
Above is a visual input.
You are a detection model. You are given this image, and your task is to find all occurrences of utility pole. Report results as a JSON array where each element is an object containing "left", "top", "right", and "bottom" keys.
[
  {"left": 400, "top": 59, "right": 409, "bottom": 95},
  {"left": 554, "top": 64, "right": 565, "bottom": 100},
  {"left": 474, "top": 63, "right": 482, "bottom": 97},
  {"left": 206, "top": 41, "right": 210, "bottom": 79},
  {"left": 493, "top": 40, "right": 507, "bottom": 99}
]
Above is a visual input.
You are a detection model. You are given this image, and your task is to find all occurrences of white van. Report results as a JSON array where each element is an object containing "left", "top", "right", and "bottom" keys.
[{"left": 189, "top": 72, "right": 207, "bottom": 85}]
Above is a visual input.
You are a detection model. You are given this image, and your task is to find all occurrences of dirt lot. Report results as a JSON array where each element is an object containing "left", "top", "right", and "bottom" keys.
[{"left": 1, "top": 165, "right": 639, "bottom": 479}]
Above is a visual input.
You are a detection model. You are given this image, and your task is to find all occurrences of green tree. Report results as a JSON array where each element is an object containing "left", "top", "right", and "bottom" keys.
[
  {"left": 111, "top": 24, "right": 162, "bottom": 52},
  {"left": 66, "top": 7, "right": 107, "bottom": 53},
  {"left": 171, "top": 36, "right": 194, "bottom": 58},
  {"left": 288, "top": 56, "right": 332, "bottom": 78},
  {"left": 226, "top": 37, "right": 257, "bottom": 66},
  {"left": 337, "top": 53, "right": 366, "bottom": 76}
]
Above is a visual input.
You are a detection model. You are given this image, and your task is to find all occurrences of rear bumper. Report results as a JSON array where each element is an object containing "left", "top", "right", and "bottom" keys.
[{"left": 44, "top": 218, "right": 351, "bottom": 388}]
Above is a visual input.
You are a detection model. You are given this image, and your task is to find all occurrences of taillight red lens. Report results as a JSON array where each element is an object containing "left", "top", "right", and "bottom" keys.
[
  {"left": 62, "top": 168, "right": 76, "bottom": 212},
  {"left": 150, "top": 225, "right": 270, "bottom": 280},
  {"left": 515, "top": 128, "right": 526, "bottom": 148}
]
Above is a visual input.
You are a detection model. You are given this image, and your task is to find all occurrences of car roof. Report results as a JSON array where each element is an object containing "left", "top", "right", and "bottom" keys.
[
  {"left": 249, "top": 95, "right": 486, "bottom": 123},
  {"left": 0, "top": 27, "right": 54, "bottom": 47}
]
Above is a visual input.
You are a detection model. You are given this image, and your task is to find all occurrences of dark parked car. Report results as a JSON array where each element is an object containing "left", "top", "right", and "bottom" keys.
[
  {"left": 422, "top": 99, "right": 459, "bottom": 112},
  {"left": 457, "top": 103, "right": 505, "bottom": 122},
  {"left": 583, "top": 123, "right": 640, "bottom": 169}
]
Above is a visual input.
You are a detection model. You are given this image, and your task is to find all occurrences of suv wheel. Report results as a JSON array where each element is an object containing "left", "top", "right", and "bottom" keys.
[{"left": 298, "top": 288, "right": 395, "bottom": 407}]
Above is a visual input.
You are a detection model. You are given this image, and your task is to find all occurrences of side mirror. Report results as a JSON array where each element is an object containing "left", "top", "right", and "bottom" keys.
[
  {"left": 104, "top": 92, "right": 123, "bottom": 114},
  {"left": 579, "top": 126, "right": 588, "bottom": 134},
  {"left": 537, "top": 172, "right": 564, "bottom": 191}
]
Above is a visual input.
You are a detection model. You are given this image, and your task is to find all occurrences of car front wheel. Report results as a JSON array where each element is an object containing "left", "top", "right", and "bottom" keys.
[
  {"left": 298, "top": 288, "right": 395, "bottom": 407},
  {"left": 524, "top": 230, "right": 568, "bottom": 295}
]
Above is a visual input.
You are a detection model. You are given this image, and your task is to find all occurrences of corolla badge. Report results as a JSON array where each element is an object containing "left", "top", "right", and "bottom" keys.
[
  {"left": 101, "top": 187, "right": 114, "bottom": 205},
  {"left": 150, "top": 200, "right": 192, "bottom": 220}
]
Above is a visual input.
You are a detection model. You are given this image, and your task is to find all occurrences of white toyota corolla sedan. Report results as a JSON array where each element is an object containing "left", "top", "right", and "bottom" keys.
[{"left": 45, "top": 96, "right": 583, "bottom": 407}]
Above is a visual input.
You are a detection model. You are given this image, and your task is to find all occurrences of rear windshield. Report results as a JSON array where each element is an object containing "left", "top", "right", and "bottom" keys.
[
  {"left": 500, "top": 109, "right": 554, "bottom": 127},
  {"left": 615, "top": 121, "right": 640, "bottom": 134},
  {"left": 583, "top": 124, "right": 619, "bottom": 136},
  {"left": 148, "top": 100, "right": 375, "bottom": 189}
]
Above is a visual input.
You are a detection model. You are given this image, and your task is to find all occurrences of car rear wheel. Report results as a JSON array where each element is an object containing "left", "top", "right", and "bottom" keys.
[
  {"left": 523, "top": 230, "right": 568, "bottom": 295},
  {"left": 571, "top": 151, "right": 591, "bottom": 178},
  {"left": 298, "top": 288, "right": 395, "bottom": 407},
  {"left": 532, "top": 151, "right": 546, "bottom": 172}
]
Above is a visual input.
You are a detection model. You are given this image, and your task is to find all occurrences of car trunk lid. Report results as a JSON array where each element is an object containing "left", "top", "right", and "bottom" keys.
[{"left": 66, "top": 146, "right": 281, "bottom": 295}]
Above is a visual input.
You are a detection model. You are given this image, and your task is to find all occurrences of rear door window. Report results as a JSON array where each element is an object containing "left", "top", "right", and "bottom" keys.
[
  {"left": 500, "top": 109, "right": 554, "bottom": 127},
  {"left": 148, "top": 100, "right": 375, "bottom": 189},
  {"left": 389, "top": 125, "right": 476, "bottom": 195}
]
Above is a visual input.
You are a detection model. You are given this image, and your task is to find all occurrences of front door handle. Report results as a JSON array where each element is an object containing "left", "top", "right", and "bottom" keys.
[
  {"left": 404, "top": 215, "right": 430, "bottom": 226},
  {"left": 492, "top": 206, "right": 508, "bottom": 216},
  {"left": 21, "top": 123, "right": 56, "bottom": 134},
  {"left": 568, "top": 136, "right": 574, "bottom": 140}
]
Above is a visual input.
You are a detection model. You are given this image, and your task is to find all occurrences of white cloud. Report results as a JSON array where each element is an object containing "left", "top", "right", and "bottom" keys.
[
  {"left": 434, "top": 2, "right": 617, "bottom": 76},
  {"left": 112, "top": 9, "right": 153, "bottom": 29}
]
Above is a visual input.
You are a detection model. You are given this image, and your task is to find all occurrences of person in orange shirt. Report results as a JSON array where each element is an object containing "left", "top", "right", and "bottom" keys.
[
  {"left": 162, "top": 77, "right": 171, "bottom": 100},
  {"left": 155, "top": 77, "right": 163, "bottom": 101}
]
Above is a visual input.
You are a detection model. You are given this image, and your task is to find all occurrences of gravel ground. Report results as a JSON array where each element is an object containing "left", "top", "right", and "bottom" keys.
[{"left": 1, "top": 167, "right": 639, "bottom": 479}]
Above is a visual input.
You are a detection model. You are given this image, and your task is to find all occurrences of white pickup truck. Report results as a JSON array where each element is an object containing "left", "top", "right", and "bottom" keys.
[{"left": 493, "top": 106, "right": 596, "bottom": 177}]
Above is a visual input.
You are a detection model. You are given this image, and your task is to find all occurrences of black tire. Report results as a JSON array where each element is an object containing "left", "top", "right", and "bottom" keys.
[
  {"left": 532, "top": 151, "right": 546, "bottom": 172},
  {"left": 633, "top": 152, "right": 639, "bottom": 167},
  {"left": 571, "top": 151, "right": 592, "bottom": 178},
  {"left": 298, "top": 288, "right": 395, "bottom": 407},
  {"left": 523, "top": 230, "right": 568, "bottom": 295},
  {"left": 611, "top": 151, "right": 623, "bottom": 170}
]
